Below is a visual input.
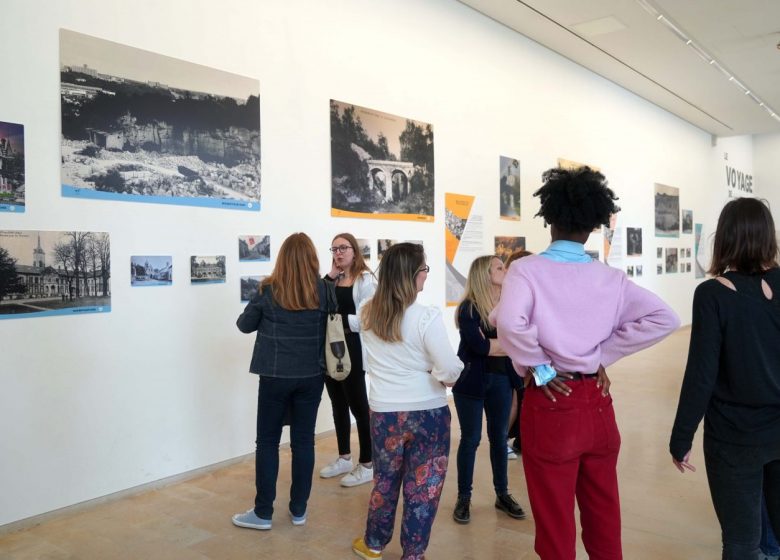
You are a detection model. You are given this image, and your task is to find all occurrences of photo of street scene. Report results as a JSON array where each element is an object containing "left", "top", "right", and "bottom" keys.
[
  {"left": 60, "top": 29, "right": 260, "bottom": 211},
  {"left": 330, "top": 99, "right": 434, "bottom": 221},
  {"left": 499, "top": 156, "right": 521, "bottom": 220},
  {"left": 0, "top": 230, "right": 111, "bottom": 319},
  {"left": 238, "top": 235, "right": 270, "bottom": 262},
  {"left": 131, "top": 256, "right": 172, "bottom": 286},
  {"left": 240, "top": 275, "right": 264, "bottom": 302},
  {"left": 356, "top": 238, "right": 371, "bottom": 260},
  {"left": 190, "top": 255, "right": 225, "bottom": 284},
  {"left": 0, "top": 121, "right": 25, "bottom": 212}
]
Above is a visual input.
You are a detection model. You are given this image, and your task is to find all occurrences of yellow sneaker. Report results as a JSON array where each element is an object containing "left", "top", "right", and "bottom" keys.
[{"left": 352, "top": 537, "right": 382, "bottom": 559}]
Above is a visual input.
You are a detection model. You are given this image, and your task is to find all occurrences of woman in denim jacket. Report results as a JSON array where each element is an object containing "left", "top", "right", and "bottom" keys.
[{"left": 232, "top": 232, "right": 328, "bottom": 531}]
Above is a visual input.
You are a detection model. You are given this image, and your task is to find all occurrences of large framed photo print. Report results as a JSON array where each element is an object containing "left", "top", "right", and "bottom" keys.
[
  {"left": 0, "top": 230, "right": 111, "bottom": 319},
  {"left": 330, "top": 100, "right": 434, "bottom": 222},
  {"left": 60, "top": 29, "right": 260, "bottom": 211}
]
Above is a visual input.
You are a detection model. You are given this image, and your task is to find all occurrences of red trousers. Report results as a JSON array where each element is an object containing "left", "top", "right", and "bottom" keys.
[{"left": 521, "top": 377, "right": 622, "bottom": 560}]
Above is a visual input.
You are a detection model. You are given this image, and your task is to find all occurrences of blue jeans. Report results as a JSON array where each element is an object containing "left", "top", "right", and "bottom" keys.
[
  {"left": 453, "top": 372, "right": 512, "bottom": 498},
  {"left": 254, "top": 375, "right": 324, "bottom": 518},
  {"left": 763, "top": 497, "right": 780, "bottom": 555}
]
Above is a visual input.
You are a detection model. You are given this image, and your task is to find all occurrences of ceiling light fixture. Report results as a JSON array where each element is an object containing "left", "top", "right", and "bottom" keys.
[{"left": 635, "top": 0, "right": 780, "bottom": 124}]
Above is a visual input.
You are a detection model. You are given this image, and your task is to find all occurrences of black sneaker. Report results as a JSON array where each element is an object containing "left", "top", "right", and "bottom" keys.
[
  {"left": 453, "top": 496, "right": 471, "bottom": 524},
  {"left": 495, "top": 494, "right": 526, "bottom": 519}
]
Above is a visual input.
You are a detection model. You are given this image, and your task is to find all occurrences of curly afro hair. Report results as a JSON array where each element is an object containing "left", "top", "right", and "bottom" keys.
[{"left": 534, "top": 166, "right": 620, "bottom": 232}]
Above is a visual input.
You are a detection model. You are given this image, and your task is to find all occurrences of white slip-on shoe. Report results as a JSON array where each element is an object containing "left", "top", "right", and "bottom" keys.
[
  {"left": 319, "top": 456, "right": 353, "bottom": 478},
  {"left": 340, "top": 463, "right": 374, "bottom": 487}
]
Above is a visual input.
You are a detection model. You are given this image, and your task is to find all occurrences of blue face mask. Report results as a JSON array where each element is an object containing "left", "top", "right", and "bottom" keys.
[{"left": 530, "top": 364, "right": 558, "bottom": 386}]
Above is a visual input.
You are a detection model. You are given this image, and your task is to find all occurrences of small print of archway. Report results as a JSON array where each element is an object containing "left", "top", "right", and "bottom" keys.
[{"left": 366, "top": 159, "right": 414, "bottom": 202}]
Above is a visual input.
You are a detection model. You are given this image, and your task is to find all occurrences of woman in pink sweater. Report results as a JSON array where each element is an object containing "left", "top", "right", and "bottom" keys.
[{"left": 494, "top": 166, "right": 679, "bottom": 560}]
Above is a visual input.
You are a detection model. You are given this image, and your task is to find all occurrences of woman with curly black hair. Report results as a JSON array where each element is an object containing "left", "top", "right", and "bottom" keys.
[{"left": 494, "top": 166, "right": 679, "bottom": 560}]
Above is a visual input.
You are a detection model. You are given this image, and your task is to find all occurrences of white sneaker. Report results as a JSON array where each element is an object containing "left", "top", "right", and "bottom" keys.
[
  {"left": 507, "top": 445, "right": 518, "bottom": 461},
  {"left": 340, "top": 463, "right": 374, "bottom": 487},
  {"left": 319, "top": 457, "right": 353, "bottom": 478}
]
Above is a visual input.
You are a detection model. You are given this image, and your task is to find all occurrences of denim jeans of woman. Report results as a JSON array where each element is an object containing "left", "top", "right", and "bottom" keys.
[
  {"left": 453, "top": 372, "right": 512, "bottom": 498},
  {"left": 254, "top": 374, "right": 325, "bottom": 518}
]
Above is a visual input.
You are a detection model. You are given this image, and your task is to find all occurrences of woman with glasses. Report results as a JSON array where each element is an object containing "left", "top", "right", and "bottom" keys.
[
  {"left": 352, "top": 243, "right": 462, "bottom": 560},
  {"left": 232, "top": 233, "right": 328, "bottom": 531},
  {"left": 452, "top": 255, "right": 526, "bottom": 525},
  {"left": 319, "top": 233, "right": 377, "bottom": 487}
]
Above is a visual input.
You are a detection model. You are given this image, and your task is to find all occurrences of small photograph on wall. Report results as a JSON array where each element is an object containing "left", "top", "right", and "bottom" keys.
[
  {"left": 495, "top": 236, "right": 526, "bottom": 262},
  {"left": 377, "top": 239, "right": 423, "bottom": 261},
  {"left": 636, "top": 265, "right": 643, "bottom": 277},
  {"left": 694, "top": 223, "right": 706, "bottom": 279},
  {"left": 682, "top": 210, "right": 693, "bottom": 234},
  {"left": 190, "top": 255, "right": 225, "bottom": 284},
  {"left": 238, "top": 235, "right": 270, "bottom": 262},
  {"left": 0, "top": 230, "right": 111, "bottom": 319},
  {"left": 356, "top": 238, "right": 371, "bottom": 260},
  {"left": 686, "top": 248, "right": 691, "bottom": 258},
  {"left": 240, "top": 275, "right": 264, "bottom": 302},
  {"left": 499, "top": 156, "right": 521, "bottom": 220},
  {"left": 665, "top": 248, "right": 679, "bottom": 273},
  {"left": 657, "top": 265, "right": 663, "bottom": 275},
  {"left": 330, "top": 99, "right": 434, "bottom": 222},
  {"left": 60, "top": 29, "right": 261, "bottom": 212},
  {"left": 686, "top": 262, "right": 692, "bottom": 273},
  {"left": 0, "top": 121, "right": 25, "bottom": 213},
  {"left": 626, "top": 266, "right": 634, "bottom": 277},
  {"left": 626, "top": 227, "right": 642, "bottom": 256},
  {"left": 131, "top": 255, "right": 172, "bottom": 286},
  {"left": 656, "top": 247, "right": 663, "bottom": 259},
  {"left": 585, "top": 250, "right": 599, "bottom": 261},
  {"left": 655, "top": 184, "right": 680, "bottom": 237}
]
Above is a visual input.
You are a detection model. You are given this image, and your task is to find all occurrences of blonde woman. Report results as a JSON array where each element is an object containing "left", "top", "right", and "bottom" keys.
[
  {"left": 452, "top": 256, "right": 526, "bottom": 525},
  {"left": 352, "top": 243, "right": 463, "bottom": 560},
  {"left": 233, "top": 233, "right": 328, "bottom": 530},
  {"left": 320, "top": 233, "right": 377, "bottom": 487}
]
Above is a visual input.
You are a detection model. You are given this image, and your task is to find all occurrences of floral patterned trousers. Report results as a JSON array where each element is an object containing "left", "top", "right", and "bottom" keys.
[{"left": 364, "top": 406, "right": 451, "bottom": 560}]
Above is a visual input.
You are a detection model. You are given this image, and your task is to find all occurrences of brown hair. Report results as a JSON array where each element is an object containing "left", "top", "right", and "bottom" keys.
[
  {"left": 709, "top": 197, "right": 779, "bottom": 276},
  {"left": 331, "top": 232, "right": 371, "bottom": 278},
  {"left": 362, "top": 243, "right": 425, "bottom": 342},
  {"left": 262, "top": 232, "right": 320, "bottom": 310},
  {"left": 505, "top": 249, "right": 533, "bottom": 268}
]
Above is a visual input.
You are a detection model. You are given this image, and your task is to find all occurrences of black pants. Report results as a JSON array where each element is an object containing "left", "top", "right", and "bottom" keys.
[
  {"left": 324, "top": 368, "right": 372, "bottom": 464},
  {"left": 704, "top": 436, "right": 780, "bottom": 559}
]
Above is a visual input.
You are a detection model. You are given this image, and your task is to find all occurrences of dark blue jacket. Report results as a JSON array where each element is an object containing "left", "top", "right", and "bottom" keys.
[
  {"left": 452, "top": 301, "right": 522, "bottom": 398},
  {"left": 237, "top": 280, "right": 328, "bottom": 378}
]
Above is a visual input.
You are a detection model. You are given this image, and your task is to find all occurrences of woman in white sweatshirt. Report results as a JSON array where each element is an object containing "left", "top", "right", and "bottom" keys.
[{"left": 351, "top": 242, "right": 463, "bottom": 560}]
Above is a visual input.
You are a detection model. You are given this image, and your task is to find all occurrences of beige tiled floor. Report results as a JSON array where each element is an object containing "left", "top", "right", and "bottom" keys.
[{"left": 0, "top": 327, "right": 721, "bottom": 559}]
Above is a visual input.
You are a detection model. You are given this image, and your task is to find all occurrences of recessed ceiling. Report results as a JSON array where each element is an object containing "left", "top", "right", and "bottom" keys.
[{"left": 458, "top": 0, "right": 780, "bottom": 136}]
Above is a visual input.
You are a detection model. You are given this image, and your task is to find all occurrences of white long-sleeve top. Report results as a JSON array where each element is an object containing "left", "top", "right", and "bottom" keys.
[{"left": 359, "top": 300, "right": 463, "bottom": 412}]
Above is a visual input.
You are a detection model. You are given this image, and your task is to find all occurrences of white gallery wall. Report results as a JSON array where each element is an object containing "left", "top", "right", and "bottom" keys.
[
  {"left": 754, "top": 133, "right": 780, "bottom": 215},
  {"left": 0, "top": 0, "right": 755, "bottom": 526}
]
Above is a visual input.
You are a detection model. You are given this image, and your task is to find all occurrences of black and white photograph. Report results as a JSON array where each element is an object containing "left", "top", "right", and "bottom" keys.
[
  {"left": 446, "top": 209, "right": 468, "bottom": 241},
  {"left": 190, "top": 255, "right": 226, "bottom": 284},
  {"left": 238, "top": 235, "right": 270, "bottom": 262},
  {"left": 494, "top": 236, "right": 526, "bottom": 261},
  {"left": 686, "top": 262, "right": 692, "bottom": 273},
  {"left": 131, "top": 256, "right": 171, "bottom": 287},
  {"left": 377, "top": 239, "right": 423, "bottom": 261},
  {"left": 330, "top": 99, "right": 434, "bottom": 222},
  {"left": 60, "top": 29, "right": 261, "bottom": 211},
  {"left": 240, "top": 275, "right": 264, "bottom": 302},
  {"left": 655, "top": 183, "right": 680, "bottom": 238},
  {"left": 0, "top": 121, "right": 25, "bottom": 213},
  {"left": 356, "top": 238, "right": 371, "bottom": 260},
  {"left": 665, "top": 247, "right": 679, "bottom": 273},
  {"left": 0, "top": 230, "right": 111, "bottom": 319},
  {"left": 682, "top": 209, "right": 693, "bottom": 234},
  {"left": 499, "top": 156, "right": 521, "bottom": 220},
  {"left": 656, "top": 247, "right": 663, "bottom": 259},
  {"left": 657, "top": 265, "right": 663, "bottom": 275},
  {"left": 626, "top": 227, "right": 642, "bottom": 257},
  {"left": 627, "top": 265, "right": 634, "bottom": 277},
  {"left": 636, "top": 265, "right": 643, "bottom": 278},
  {"left": 586, "top": 250, "right": 600, "bottom": 261},
  {"left": 686, "top": 248, "right": 691, "bottom": 259}
]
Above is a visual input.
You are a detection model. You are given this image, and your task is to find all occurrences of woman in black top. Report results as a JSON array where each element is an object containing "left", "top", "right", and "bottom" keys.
[
  {"left": 670, "top": 197, "right": 780, "bottom": 559},
  {"left": 452, "top": 255, "right": 526, "bottom": 524}
]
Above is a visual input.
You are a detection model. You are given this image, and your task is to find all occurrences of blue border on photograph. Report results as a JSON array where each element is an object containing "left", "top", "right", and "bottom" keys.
[
  {"left": 0, "top": 204, "right": 25, "bottom": 213},
  {"left": 238, "top": 257, "right": 270, "bottom": 262},
  {"left": 191, "top": 279, "right": 226, "bottom": 285},
  {"left": 131, "top": 280, "right": 173, "bottom": 287},
  {"left": 62, "top": 185, "right": 260, "bottom": 212},
  {"left": 0, "top": 305, "right": 111, "bottom": 320}
]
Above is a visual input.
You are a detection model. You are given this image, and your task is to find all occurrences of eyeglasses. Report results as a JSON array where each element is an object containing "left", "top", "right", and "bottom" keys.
[
  {"left": 329, "top": 245, "right": 353, "bottom": 254},
  {"left": 417, "top": 265, "right": 430, "bottom": 273}
]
